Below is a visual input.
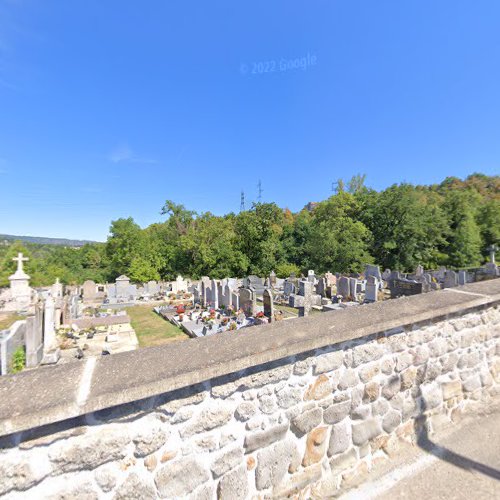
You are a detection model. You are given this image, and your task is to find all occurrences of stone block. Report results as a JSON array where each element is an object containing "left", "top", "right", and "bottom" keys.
[
  {"left": 211, "top": 447, "right": 244, "bottom": 478},
  {"left": 352, "top": 419, "right": 382, "bottom": 446},
  {"left": 302, "top": 426, "right": 329, "bottom": 466},
  {"left": 329, "top": 448, "right": 357, "bottom": 473},
  {"left": 155, "top": 457, "right": 210, "bottom": 498},
  {"left": 352, "top": 343, "right": 385, "bottom": 367},
  {"left": 363, "top": 381, "right": 379, "bottom": 402},
  {"left": 244, "top": 422, "right": 289, "bottom": 453},
  {"left": 395, "top": 352, "right": 414, "bottom": 372},
  {"left": 324, "top": 400, "right": 351, "bottom": 424},
  {"left": 462, "top": 373, "right": 481, "bottom": 392},
  {"left": 338, "top": 369, "right": 359, "bottom": 390},
  {"left": 133, "top": 424, "right": 168, "bottom": 457},
  {"left": 314, "top": 351, "right": 344, "bottom": 374},
  {"left": 441, "top": 380, "right": 462, "bottom": 400},
  {"left": 421, "top": 384, "right": 442, "bottom": 410},
  {"left": 304, "top": 374, "right": 333, "bottom": 401},
  {"left": 95, "top": 466, "right": 117, "bottom": 493},
  {"left": 180, "top": 402, "right": 232, "bottom": 437},
  {"left": 292, "top": 407, "right": 322, "bottom": 436},
  {"left": 276, "top": 385, "right": 302, "bottom": 409},
  {"left": 217, "top": 465, "right": 249, "bottom": 500},
  {"left": 327, "top": 420, "right": 352, "bottom": 457},
  {"left": 400, "top": 367, "right": 417, "bottom": 390},
  {"left": 0, "top": 455, "right": 50, "bottom": 496},
  {"left": 382, "top": 410, "right": 401, "bottom": 433},
  {"left": 359, "top": 363, "right": 380, "bottom": 382},
  {"left": 382, "top": 376, "right": 401, "bottom": 400},
  {"left": 255, "top": 439, "right": 297, "bottom": 490},
  {"left": 49, "top": 428, "right": 130, "bottom": 473},
  {"left": 413, "top": 345, "right": 430, "bottom": 365},
  {"left": 114, "top": 473, "right": 156, "bottom": 500},
  {"left": 372, "top": 398, "right": 390, "bottom": 417},
  {"left": 272, "top": 463, "right": 322, "bottom": 498},
  {"left": 351, "top": 404, "right": 371, "bottom": 420}
]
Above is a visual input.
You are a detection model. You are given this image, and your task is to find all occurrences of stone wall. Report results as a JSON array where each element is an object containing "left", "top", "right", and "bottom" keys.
[
  {"left": 0, "top": 281, "right": 499, "bottom": 499},
  {"left": 0, "top": 280, "right": 500, "bottom": 499}
]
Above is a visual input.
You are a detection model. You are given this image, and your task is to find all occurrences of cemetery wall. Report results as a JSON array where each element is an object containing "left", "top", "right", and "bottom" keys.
[
  {"left": 0, "top": 320, "right": 25, "bottom": 376},
  {"left": 0, "top": 280, "right": 499, "bottom": 499}
]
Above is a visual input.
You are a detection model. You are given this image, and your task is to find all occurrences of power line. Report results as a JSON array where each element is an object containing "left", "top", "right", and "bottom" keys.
[
  {"left": 240, "top": 191, "right": 245, "bottom": 212},
  {"left": 257, "top": 180, "right": 263, "bottom": 202}
]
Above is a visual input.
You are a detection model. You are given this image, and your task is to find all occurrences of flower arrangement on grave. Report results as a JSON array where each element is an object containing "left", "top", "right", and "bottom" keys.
[
  {"left": 183, "top": 292, "right": 190, "bottom": 299},
  {"left": 256, "top": 311, "right": 265, "bottom": 318},
  {"left": 176, "top": 304, "right": 186, "bottom": 315},
  {"left": 209, "top": 309, "right": 216, "bottom": 319},
  {"left": 168, "top": 293, "right": 176, "bottom": 299},
  {"left": 221, "top": 317, "right": 229, "bottom": 326},
  {"left": 229, "top": 321, "right": 237, "bottom": 331}
]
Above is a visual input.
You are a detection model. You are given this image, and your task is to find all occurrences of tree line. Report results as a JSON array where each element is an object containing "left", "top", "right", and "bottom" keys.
[{"left": 0, "top": 173, "right": 498, "bottom": 287}]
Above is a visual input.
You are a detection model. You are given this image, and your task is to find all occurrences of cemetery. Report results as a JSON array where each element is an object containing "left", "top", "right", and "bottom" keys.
[{"left": 1, "top": 246, "right": 498, "bottom": 376}]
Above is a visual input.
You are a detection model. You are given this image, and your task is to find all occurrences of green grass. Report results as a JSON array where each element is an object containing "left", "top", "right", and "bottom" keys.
[
  {"left": 0, "top": 314, "right": 23, "bottom": 331},
  {"left": 126, "top": 305, "right": 187, "bottom": 348}
]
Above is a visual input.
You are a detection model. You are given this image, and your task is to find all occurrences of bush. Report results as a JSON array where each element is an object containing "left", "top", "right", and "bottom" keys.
[
  {"left": 275, "top": 262, "right": 301, "bottom": 278},
  {"left": 11, "top": 347, "right": 25, "bottom": 374}
]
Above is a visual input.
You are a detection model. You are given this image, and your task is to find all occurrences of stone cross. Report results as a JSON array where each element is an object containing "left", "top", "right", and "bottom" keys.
[
  {"left": 486, "top": 244, "right": 498, "bottom": 264},
  {"left": 12, "top": 252, "right": 29, "bottom": 273}
]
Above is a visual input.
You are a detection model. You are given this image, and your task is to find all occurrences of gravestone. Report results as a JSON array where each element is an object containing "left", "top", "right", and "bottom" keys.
[
  {"left": 222, "top": 284, "right": 232, "bottom": 308},
  {"left": 240, "top": 288, "right": 256, "bottom": 317},
  {"left": 116, "top": 275, "right": 131, "bottom": 299},
  {"left": 25, "top": 303, "right": 44, "bottom": 368},
  {"left": 458, "top": 270, "right": 467, "bottom": 286},
  {"left": 316, "top": 277, "right": 327, "bottom": 297},
  {"left": 283, "top": 280, "right": 296, "bottom": 297},
  {"left": 263, "top": 289, "right": 274, "bottom": 322},
  {"left": 365, "top": 276, "right": 378, "bottom": 302},
  {"left": 171, "top": 275, "right": 188, "bottom": 294},
  {"left": 9, "top": 252, "right": 32, "bottom": 310},
  {"left": 147, "top": 280, "right": 159, "bottom": 295},
  {"left": 325, "top": 272, "right": 336, "bottom": 287},
  {"left": 41, "top": 296, "right": 60, "bottom": 365},
  {"left": 210, "top": 279, "right": 219, "bottom": 309},
  {"left": 298, "top": 280, "right": 315, "bottom": 317},
  {"left": 269, "top": 271, "right": 277, "bottom": 287},
  {"left": 382, "top": 269, "right": 392, "bottom": 281},
  {"left": 415, "top": 265, "right": 424, "bottom": 277},
  {"left": 337, "top": 277, "right": 350, "bottom": 299},
  {"left": 307, "top": 270, "right": 316, "bottom": 283},
  {"left": 201, "top": 277, "right": 210, "bottom": 306},
  {"left": 443, "top": 270, "right": 458, "bottom": 288},
  {"left": 365, "top": 264, "right": 382, "bottom": 281},
  {"left": 349, "top": 278, "right": 359, "bottom": 301},
  {"left": 82, "top": 280, "right": 97, "bottom": 302},
  {"left": 231, "top": 291, "right": 240, "bottom": 310},
  {"left": 391, "top": 279, "right": 423, "bottom": 297},
  {"left": 51, "top": 278, "right": 63, "bottom": 299}
]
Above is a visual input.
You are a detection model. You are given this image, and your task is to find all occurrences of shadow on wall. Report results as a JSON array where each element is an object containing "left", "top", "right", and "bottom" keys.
[{"left": 414, "top": 388, "right": 500, "bottom": 481}]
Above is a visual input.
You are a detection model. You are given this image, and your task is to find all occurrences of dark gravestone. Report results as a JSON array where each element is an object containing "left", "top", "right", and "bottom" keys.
[
  {"left": 391, "top": 279, "right": 423, "bottom": 298},
  {"left": 263, "top": 289, "right": 274, "bottom": 322}
]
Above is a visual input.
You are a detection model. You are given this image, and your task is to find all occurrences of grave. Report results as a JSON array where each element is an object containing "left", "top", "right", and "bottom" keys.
[
  {"left": 263, "top": 289, "right": 274, "bottom": 322},
  {"left": 365, "top": 276, "right": 378, "bottom": 302},
  {"left": 9, "top": 252, "right": 32, "bottom": 310}
]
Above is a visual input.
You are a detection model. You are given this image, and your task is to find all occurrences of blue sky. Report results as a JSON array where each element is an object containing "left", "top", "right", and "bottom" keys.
[{"left": 1, "top": 0, "right": 499, "bottom": 241}]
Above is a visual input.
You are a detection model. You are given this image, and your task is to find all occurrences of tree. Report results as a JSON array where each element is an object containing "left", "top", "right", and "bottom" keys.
[
  {"left": 443, "top": 190, "right": 482, "bottom": 267},
  {"left": 305, "top": 192, "right": 373, "bottom": 273},
  {"left": 106, "top": 218, "right": 144, "bottom": 278},
  {"left": 365, "top": 185, "right": 448, "bottom": 270}
]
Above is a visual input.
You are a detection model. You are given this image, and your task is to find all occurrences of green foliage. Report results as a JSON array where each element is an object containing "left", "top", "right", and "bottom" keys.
[
  {"left": 0, "top": 174, "right": 498, "bottom": 285},
  {"left": 11, "top": 347, "right": 25, "bottom": 374},
  {"left": 275, "top": 262, "right": 301, "bottom": 278}
]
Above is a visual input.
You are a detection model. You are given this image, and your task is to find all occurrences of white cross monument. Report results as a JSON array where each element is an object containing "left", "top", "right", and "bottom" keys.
[{"left": 9, "top": 252, "right": 32, "bottom": 310}]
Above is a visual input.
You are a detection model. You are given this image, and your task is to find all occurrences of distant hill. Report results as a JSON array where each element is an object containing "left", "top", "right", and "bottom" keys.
[{"left": 0, "top": 234, "right": 99, "bottom": 247}]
